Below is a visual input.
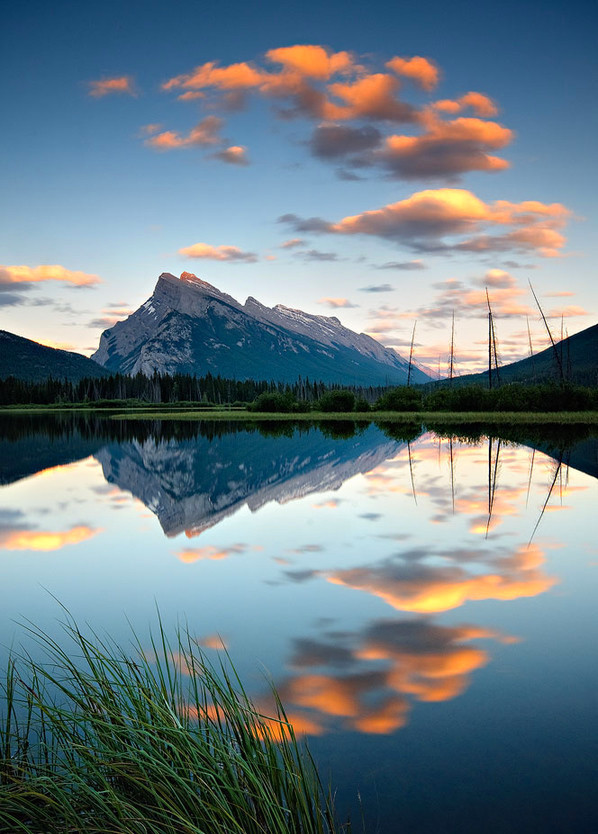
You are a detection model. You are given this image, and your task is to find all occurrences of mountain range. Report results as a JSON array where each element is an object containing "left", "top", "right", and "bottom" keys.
[
  {"left": 91, "top": 272, "right": 430, "bottom": 385},
  {"left": 1, "top": 272, "right": 596, "bottom": 389}
]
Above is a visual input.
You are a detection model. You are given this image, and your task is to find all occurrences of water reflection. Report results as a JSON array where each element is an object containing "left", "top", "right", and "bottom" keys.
[
  {"left": 1, "top": 414, "right": 596, "bottom": 833},
  {"left": 0, "top": 414, "right": 596, "bottom": 737},
  {"left": 275, "top": 619, "right": 509, "bottom": 735},
  {"left": 94, "top": 425, "right": 399, "bottom": 537}
]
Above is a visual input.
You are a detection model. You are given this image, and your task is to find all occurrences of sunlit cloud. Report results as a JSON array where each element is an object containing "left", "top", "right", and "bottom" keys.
[
  {"left": 280, "top": 188, "right": 570, "bottom": 258},
  {"left": 179, "top": 242, "right": 258, "bottom": 262},
  {"left": 266, "top": 45, "right": 355, "bottom": 79},
  {"left": 0, "top": 265, "right": 101, "bottom": 287},
  {"left": 378, "top": 115, "right": 512, "bottom": 179},
  {"left": 0, "top": 525, "right": 101, "bottom": 551},
  {"left": 325, "top": 73, "right": 418, "bottom": 122},
  {"left": 280, "top": 238, "right": 305, "bottom": 249},
  {"left": 88, "top": 76, "right": 136, "bottom": 97},
  {"left": 432, "top": 91, "right": 498, "bottom": 117},
  {"left": 177, "top": 91, "right": 205, "bottom": 101},
  {"left": 145, "top": 116, "right": 223, "bottom": 150},
  {"left": 547, "top": 304, "right": 590, "bottom": 318},
  {"left": 210, "top": 145, "right": 249, "bottom": 165},
  {"left": 156, "top": 45, "right": 523, "bottom": 183},
  {"left": 386, "top": 55, "right": 440, "bottom": 90},
  {"left": 308, "top": 113, "right": 512, "bottom": 180},
  {"left": 317, "top": 297, "right": 358, "bottom": 308},
  {"left": 161, "top": 48, "right": 419, "bottom": 124}
]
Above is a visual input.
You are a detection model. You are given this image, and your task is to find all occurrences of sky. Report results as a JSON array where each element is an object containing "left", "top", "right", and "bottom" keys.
[{"left": 1, "top": 0, "right": 597, "bottom": 374}]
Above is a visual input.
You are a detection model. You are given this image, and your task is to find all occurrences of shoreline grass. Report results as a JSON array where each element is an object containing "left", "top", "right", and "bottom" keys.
[
  {"left": 1, "top": 615, "right": 347, "bottom": 834},
  {"left": 1, "top": 405, "right": 597, "bottom": 424},
  {"left": 106, "top": 410, "right": 598, "bottom": 424}
]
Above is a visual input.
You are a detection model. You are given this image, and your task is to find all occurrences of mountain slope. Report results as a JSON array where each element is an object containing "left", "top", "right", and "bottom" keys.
[
  {"left": 92, "top": 272, "right": 430, "bottom": 385},
  {"left": 0, "top": 330, "right": 110, "bottom": 383},
  {"left": 449, "top": 323, "right": 598, "bottom": 387}
]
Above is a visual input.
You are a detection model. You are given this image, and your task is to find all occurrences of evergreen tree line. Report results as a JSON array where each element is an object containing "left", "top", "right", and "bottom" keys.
[
  {"left": 249, "top": 382, "right": 598, "bottom": 413},
  {"left": 0, "top": 371, "right": 388, "bottom": 407}
]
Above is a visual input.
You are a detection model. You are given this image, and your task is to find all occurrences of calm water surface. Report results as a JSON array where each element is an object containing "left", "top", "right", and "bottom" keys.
[{"left": 1, "top": 415, "right": 597, "bottom": 833}]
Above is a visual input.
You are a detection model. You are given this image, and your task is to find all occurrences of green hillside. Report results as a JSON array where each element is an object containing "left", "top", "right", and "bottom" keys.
[
  {"left": 0, "top": 330, "right": 110, "bottom": 383},
  {"left": 451, "top": 323, "right": 598, "bottom": 387}
]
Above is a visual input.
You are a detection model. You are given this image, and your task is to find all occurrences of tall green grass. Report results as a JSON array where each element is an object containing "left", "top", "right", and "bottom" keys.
[{"left": 0, "top": 615, "right": 348, "bottom": 833}]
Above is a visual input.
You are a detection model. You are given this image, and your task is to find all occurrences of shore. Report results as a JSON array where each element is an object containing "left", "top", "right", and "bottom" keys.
[{"left": 2, "top": 406, "right": 598, "bottom": 424}]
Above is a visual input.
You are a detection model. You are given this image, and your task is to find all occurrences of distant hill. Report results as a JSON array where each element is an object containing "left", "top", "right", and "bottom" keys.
[
  {"left": 0, "top": 330, "right": 110, "bottom": 383},
  {"left": 450, "top": 323, "right": 598, "bottom": 387},
  {"left": 91, "top": 272, "right": 431, "bottom": 386}
]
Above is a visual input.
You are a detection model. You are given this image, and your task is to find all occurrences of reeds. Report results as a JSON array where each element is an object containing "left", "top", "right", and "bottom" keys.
[{"left": 0, "top": 614, "right": 347, "bottom": 833}]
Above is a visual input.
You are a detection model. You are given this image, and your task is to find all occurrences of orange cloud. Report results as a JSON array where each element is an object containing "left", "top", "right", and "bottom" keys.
[
  {"left": 157, "top": 46, "right": 524, "bottom": 184},
  {"left": 380, "top": 116, "right": 512, "bottom": 179},
  {"left": 0, "top": 525, "right": 101, "bottom": 551},
  {"left": 163, "top": 60, "right": 266, "bottom": 92},
  {"left": 0, "top": 264, "right": 101, "bottom": 287},
  {"left": 88, "top": 76, "right": 136, "bottom": 97},
  {"left": 386, "top": 55, "right": 440, "bottom": 90},
  {"left": 177, "top": 91, "right": 205, "bottom": 101},
  {"left": 161, "top": 49, "right": 419, "bottom": 124},
  {"left": 547, "top": 305, "right": 590, "bottom": 318},
  {"left": 211, "top": 145, "right": 249, "bottom": 165},
  {"left": 266, "top": 45, "right": 354, "bottom": 79},
  {"left": 327, "top": 73, "right": 418, "bottom": 122},
  {"left": 145, "top": 116, "right": 223, "bottom": 150},
  {"left": 281, "top": 187, "right": 570, "bottom": 258},
  {"left": 544, "top": 290, "right": 575, "bottom": 298},
  {"left": 178, "top": 242, "right": 258, "bottom": 262},
  {"left": 317, "top": 297, "right": 358, "bottom": 309},
  {"left": 432, "top": 92, "right": 498, "bottom": 117}
]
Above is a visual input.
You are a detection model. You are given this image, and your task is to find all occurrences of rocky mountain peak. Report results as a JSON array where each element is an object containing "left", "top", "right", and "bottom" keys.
[
  {"left": 91, "top": 271, "right": 431, "bottom": 384},
  {"left": 179, "top": 271, "right": 213, "bottom": 289}
]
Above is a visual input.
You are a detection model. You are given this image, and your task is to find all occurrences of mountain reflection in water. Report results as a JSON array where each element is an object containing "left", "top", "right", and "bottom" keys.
[
  {"left": 1, "top": 414, "right": 596, "bottom": 833},
  {"left": 94, "top": 425, "right": 400, "bottom": 537}
]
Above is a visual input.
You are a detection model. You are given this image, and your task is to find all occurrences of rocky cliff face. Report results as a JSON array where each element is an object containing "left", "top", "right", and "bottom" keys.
[{"left": 91, "top": 272, "right": 430, "bottom": 385}]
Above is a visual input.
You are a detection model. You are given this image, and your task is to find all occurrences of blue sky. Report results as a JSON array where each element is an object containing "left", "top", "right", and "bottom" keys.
[{"left": 1, "top": 0, "right": 596, "bottom": 372}]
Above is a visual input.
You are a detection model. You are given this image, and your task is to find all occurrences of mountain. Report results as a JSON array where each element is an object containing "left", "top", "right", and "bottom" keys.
[
  {"left": 92, "top": 272, "right": 430, "bottom": 385},
  {"left": 0, "top": 330, "right": 110, "bottom": 383},
  {"left": 449, "top": 322, "right": 598, "bottom": 387}
]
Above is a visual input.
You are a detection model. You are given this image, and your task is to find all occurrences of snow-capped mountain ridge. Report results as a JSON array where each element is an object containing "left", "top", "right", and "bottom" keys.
[{"left": 91, "top": 272, "right": 430, "bottom": 385}]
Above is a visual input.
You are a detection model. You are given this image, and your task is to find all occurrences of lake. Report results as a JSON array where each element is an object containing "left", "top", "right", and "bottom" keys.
[{"left": 1, "top": 414, "right": 597, "bottom": 832}]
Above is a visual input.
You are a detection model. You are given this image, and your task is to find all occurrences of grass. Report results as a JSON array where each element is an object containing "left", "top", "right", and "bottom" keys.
[
  {"left": 0, "top": 614, "right": 348, "bottom": 834},
  {"left": 104, "top": 409, "right": 598, "bottom": 425}
]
